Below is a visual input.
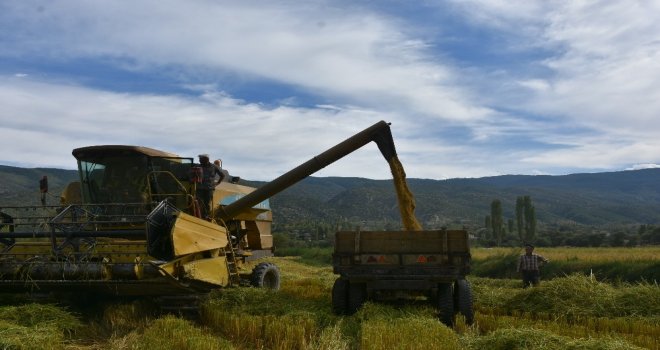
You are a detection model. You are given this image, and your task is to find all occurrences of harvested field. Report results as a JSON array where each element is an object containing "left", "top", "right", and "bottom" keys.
[{"left": 1, "top": 253, "right": 658, "bottom": 349}]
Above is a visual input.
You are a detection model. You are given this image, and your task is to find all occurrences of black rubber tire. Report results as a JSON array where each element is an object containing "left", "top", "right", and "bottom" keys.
[
  {"left": 436, "top": 282, "right": 455, "bottom": 327},
  {"left": 347, "top": 282, "right": 366, "bottom": 315},
  {"left": 454, "top": 279, "right": 474, "bottom": 325},
  {"left": 331, "top": 278, "right": 349, "bottom": 315},
  {"left": 428, "top": 289, "right": 438, "bottom": 306},
  {"left": 250, "top": 262, "right": 280, "bottom": 290}
]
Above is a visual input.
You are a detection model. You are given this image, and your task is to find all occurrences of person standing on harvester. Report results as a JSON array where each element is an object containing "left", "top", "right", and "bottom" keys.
[
  {"left": 517, "top": 243, "right": 549, "bottom": 288},
  {"left": 39, "top": 175, "right": 48, "bottom": 205},
  {"left": 197, "top": 154, "right": 224, "bottom": 219}
]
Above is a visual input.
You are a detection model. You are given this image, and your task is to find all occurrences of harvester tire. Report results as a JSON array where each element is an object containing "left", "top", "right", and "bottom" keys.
[
  {"left": 437, "top": 282, "right": 455, "bottom": 327},
  {"left": 331, "top": 278, "right": 349, "bottom": 315},
  {"left": 454, "top": 279, "right": 474, "bottom": 325},
  {"left": 347, "top": 282, "right": 366, "bottom": 315},
  {"left": 250, "top": 262, "right": 280, "bottom": 290}
]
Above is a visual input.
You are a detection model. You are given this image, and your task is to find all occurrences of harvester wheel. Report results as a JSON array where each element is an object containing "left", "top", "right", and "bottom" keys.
[
  {"left": 331, "top": 278, "right": 349, "bottom": 315},
  {"left": 436, "top": 282, "right": 455, "bottom": 327},
  {"left": 347, "top": 282, "right": 366, "bottom": 315},
  {"left": 250, "top": 262, "right": 281, "bottom": 290},
  {"left": 454, "top": 279, "right": 474, "bottom": 325}
]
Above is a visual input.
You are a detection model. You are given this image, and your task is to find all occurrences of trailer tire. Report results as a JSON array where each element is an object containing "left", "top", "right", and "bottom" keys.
[
  {"left": 437, "top": 282, "right": 455, "bottom": 327},
  {"left": 250, "top": 262, "right": 280, "bottom": 290},
  {"left": 454, "top": 279, "right": 474, "bottom": 325},
  {"left": 332, "top": 278, "right": 349, "bottom": 315},
  {"left": 347, "top": 282, "right": 366, "bottom": 315}
]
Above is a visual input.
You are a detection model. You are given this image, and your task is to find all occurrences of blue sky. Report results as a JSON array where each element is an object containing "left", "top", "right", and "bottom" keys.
[{"left": 1, "top": 0, "right": 659, "bottom": 180}]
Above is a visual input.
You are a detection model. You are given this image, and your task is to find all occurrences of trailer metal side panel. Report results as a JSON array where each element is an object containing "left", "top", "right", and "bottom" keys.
[{"left": 334, "top": 230, "right": 469, "bottom": 254}]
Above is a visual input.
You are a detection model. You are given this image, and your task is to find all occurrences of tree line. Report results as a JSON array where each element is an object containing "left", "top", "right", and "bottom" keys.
[
  {"left": 480, "top": 196, "right": 660, "bottom": 247},
  {"left": 484, "top": 196, "right": 537, "bottom": 246},
  {"left": 271, "top": 194, "right": 660, "bottom": 249}
]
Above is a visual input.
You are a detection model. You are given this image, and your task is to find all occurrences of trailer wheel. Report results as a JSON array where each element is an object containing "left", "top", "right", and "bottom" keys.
[
  {"left": 454, "top": 279, "right": 474, "bottom": 325},
  {"left": 347, "top": 282, "right": 366, "bottom": 315},
  {"left": 436, "top": 283, "right": 455, "bottom": 327},
  {"left": 250, "top": 262, "right": 280, "bottom": 290},
  {"left": 331, "top": 278, "right": 349, "bottom": 315}
]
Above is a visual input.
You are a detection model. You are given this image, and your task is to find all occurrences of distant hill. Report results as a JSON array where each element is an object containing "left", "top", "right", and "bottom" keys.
[
  {"left": 263, "top": 169, "right": 660, "bottom": 228},
  {"left": 2, "top": 165, "right": 660, "bottom": 227},
  {"left": 0, "top": 165, "right": 79, "bottom": 206}
]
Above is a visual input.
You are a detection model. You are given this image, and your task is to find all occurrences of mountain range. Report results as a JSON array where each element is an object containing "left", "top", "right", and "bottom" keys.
[{"left": 2, "top": 165, "right": 659, "bottom": 228}]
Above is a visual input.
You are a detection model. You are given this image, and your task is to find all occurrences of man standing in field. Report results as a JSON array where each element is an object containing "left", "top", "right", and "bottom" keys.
[{"left": 517, "top": 244, "right": 549, "bottom": 288}]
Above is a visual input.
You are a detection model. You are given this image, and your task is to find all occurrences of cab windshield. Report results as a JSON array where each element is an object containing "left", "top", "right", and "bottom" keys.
[
  {"left": 78, "top": 153, "right": 194, "bottom": 206},
  {"left": 79, "top": 155, "right": 150, "bottom": 204}
]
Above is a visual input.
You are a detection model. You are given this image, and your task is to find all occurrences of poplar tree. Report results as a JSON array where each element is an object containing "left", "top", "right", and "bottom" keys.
[
  {"left": 523, "top": 196, "right": 536, "bottom": 241},
  {"left": 515, "top": 196, "right": 524, "bottom": 241},
  {"left": 491, "top": 199, "right": 503, "bottom": 246},
  {"left": 516, "top": 195, "right": 537, "bottom": 243},
  {"left": 483, "top": 215, "right": 492, "bottom": 240}
]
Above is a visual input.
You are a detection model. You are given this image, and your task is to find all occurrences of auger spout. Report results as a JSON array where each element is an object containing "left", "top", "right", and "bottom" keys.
[{"left": 218, "top": 120, "right": 396, "bottom": 221}]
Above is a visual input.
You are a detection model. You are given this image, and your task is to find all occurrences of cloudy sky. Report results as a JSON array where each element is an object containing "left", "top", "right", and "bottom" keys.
[{"left": 1, "top": 0, "right": 659, "bottom": 180}]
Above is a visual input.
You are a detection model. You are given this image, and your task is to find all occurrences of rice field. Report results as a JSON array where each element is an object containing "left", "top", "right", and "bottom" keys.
[
  {"left": 275, "top": 246, "right": 660, "bottom": 282},
  {"left": 471, "top": 246, "right": 660, "bottom": 282},
  {"left": 0, "top": 248, "right": 658, "bottom": 350},
  {"left": 472, "top": 246, "right": 660, "bottom": 263}
]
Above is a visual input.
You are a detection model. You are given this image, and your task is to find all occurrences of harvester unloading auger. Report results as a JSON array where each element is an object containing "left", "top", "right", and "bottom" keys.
[{"left": 0, "top": 120, "right": 401, "bottom": 302}]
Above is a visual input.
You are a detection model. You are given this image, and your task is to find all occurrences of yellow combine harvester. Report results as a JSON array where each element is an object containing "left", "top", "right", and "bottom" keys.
[{"left": 0, "top": 121, "right": 398, "bottom": 306}]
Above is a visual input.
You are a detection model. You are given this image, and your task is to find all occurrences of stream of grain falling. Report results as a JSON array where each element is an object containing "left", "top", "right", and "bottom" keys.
[{"left": 388, "top": 156, "right": 423, "bottom": 231}]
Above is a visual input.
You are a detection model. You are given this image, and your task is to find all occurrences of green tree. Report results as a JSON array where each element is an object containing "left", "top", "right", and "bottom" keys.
[
  {"left": 491, "top": 199, "right": 503, "bottom": 246},
  {"left": 516, "top": 195, "right": 537, "bottom": 243},
  {"left": 523, "top": 196, "right": 534, "bottom": 242},
  {"left": 515, "top": 196, "right": 524, "bottom": 241},
  {"left": 516, "top": 196, "right": 536, "bottom": 242}
]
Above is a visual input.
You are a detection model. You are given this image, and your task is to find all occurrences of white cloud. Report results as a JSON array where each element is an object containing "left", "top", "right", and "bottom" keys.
[
  {"left": 2, "top": 1, "right": 659, "bottom": 178},
  {"left": 626, "top": 163, "right": 660, "bottom": 171},
  {"left": 0, "top": 75, "right": 556, "bottom": 180},
  {"left": 0, "top": 0, "right": 486, "bottom": 122},
  {"left": 534, "top": 2, "right": 660, "bottom": 128},
  {"left": 445, "top": 0, "right": 553, "bottom": 46},
  {"left": 0, "top": 76, "right": 405, "bottom": 179},
  {"left": 447, "top": 1, "right": 660, "bottom": 132},
  {"left": 442, "top": 0, "right": 660, "bottom": 171},
  {"left": 517, "top": 79, "right": 550, "bottom": 92},
  {"left": 521, "top": 136, "right": 660, "bottom": 171}
]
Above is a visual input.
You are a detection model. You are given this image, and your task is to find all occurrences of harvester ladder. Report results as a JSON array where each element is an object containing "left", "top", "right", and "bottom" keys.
[{"left": 225, "top": 231, "right": 241, "bottom": 286}]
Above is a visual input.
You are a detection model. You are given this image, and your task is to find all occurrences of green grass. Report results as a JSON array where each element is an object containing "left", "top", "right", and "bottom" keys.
[
  {"left": 471, "top": 246, "right": 660, "bottom": 282},
  {"left": 501, "top": 274, "right": 660, "bottom": 318},
  {"left": 275, "top": 246, "right": 333, "bottom": 265},
  {"left": 0, "top": 303, "right": 82, "bottom": 350},
  {"left": 133, "top": 315, "right": 234, "bottom": 350},
  {"left": 463, "top": 328, "right": 645, "bottom": 350}
]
